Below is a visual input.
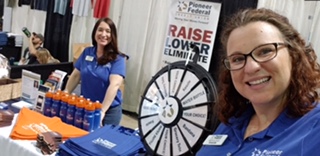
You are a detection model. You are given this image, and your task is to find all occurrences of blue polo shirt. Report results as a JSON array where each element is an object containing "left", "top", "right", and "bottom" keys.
[
  {"left": 75, "top": 46, "right": 126, "bottom": 107},
  {"left": 197, "top": 104, "right": 320, "bottom": 156}
]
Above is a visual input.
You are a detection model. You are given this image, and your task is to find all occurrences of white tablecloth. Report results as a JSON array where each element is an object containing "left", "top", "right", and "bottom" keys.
[{"left": 0, "top": 114, "right": 55, "bottom": 156}]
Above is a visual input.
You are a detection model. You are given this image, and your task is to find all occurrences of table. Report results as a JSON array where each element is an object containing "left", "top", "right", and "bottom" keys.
[{"left": 0, "top": 114, "right": 56, "bottom": 156}]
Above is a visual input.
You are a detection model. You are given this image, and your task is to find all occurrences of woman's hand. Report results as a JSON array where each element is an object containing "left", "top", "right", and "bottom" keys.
[
  {"left": 100, "top": 115, "right": 103, "bottom": 127},
  {"left": 100, "top": 111, "right": 105, "bottom": 127}
]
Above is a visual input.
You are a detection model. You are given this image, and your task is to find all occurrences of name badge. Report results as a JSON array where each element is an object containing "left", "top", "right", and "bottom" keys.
[
  {"left": 203, "top": 134, "right": 228, "bottom": 146},
  {"left": 85, "top": 55, "right": 94, "bottom": 61}
]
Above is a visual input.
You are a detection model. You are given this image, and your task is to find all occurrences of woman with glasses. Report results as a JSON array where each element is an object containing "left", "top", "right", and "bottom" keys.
[{"left": 197, "top": 8, "right": 320, "bottom": 155}]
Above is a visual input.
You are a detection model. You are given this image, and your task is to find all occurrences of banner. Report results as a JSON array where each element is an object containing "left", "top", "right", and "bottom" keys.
[{"left": 162, "top": 0, "right": 221, "bottom": 71}]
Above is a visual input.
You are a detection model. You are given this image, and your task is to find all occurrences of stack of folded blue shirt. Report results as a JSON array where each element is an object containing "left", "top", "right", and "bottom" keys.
[{"left": 57, "top": 125, "right": 145, "bottom": 156}]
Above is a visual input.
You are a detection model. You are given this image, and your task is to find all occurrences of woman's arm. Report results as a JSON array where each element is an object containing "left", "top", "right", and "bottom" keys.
[
  {"left": 101, "top": 74, "right": 123, "bottom": 112},
  {"left": 64, "top": 68, "right": 81, "bottom": 93}
]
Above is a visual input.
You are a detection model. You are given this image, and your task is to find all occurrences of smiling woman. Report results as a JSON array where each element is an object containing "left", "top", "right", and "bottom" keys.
[
  {"left": 64, "top": 17, "right": 127, "bottom": 127},
  {"left": 197, "top": 8, "right": 320, "bottom": 156}
]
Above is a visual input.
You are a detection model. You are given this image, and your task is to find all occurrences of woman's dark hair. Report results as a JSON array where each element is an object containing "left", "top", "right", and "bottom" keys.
[
  {"left": 91, "top": 17, "right": 125, "bottom": 65},
  {"left": 217, "top": 8, "right": 320, "bottom": 124}
]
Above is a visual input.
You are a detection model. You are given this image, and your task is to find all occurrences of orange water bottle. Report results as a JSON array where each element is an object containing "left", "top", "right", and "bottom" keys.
[
  {"left": 59, "top": 94, "right": 69, "bottom": 122},
  {"left": 83, "top": 102, "right": 95, "bottom": 132},
  {"left": 93, "top": 101, "right": 102, "bottom": 130},
  {"left": 51, "top": 92, "right": 61, "bottom": 117},
  {"left": 66, "top": 96, "right": 77, "bottom": 125},
  {"left": 43, "top": 91, "right": 54, "bottom": 117},
  {"left": 74, "top": 99, "right": 86, "bottom": 129}
]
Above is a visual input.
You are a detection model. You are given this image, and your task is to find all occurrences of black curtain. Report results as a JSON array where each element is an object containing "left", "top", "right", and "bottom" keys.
[
  {"left": 0, "top": 0, "right": 3, "bottom": 31},
  {"left": 203, "top": 0, "right": 258, "bottom": 83},
  {"left": 43, "top": 0, "right": 73, "bottom": 62}
]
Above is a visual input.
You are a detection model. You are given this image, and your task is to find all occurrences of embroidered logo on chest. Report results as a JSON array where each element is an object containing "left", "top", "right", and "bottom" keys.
[
  {"left": 252, "top": 148, "right": 283, "bottom": 156},
  {"left": 103, "top": 63, "right": 111, "bottom": 68}
]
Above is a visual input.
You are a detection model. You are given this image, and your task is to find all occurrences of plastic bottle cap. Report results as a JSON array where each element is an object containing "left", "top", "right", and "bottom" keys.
[
  {"left": 61, "top": 94, "right": 70, "bottom": 103},
  {"left": 52, "top": 93, "right": 61, "bottom": 101},
  {"left": 94, "top": 101, "right": 102, "bottom": 109},
  {"left": 68, "top": 97, "right": 77, "bottom": 106},
  {"left": 85, "top": 102, "right": 95, "bottom": 111},
  {"left": 61, "top": 90, "right": 69, "bottom": 96},
  {"left": 71, "top": 93, "right": 76, "bottom": 96},
  {"left": 76, "top": 99, "right": 85, "bottom": 108},
  {"left": 85, "top": 99, "right": 92, "bottom": 105},
  {"left": 56, "top": 89, "right": 62, "bottom": 94},
  {"left": 45, "top": 91, "right": 54, "bottom": 98},
  {"left": 77, "top": 96, "right": 86, "bottom": 102}
]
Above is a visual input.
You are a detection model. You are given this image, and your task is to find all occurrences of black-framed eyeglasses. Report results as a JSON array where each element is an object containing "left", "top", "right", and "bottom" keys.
[{"left": 223, "top": 42, "right": 287, "bottom": 71}]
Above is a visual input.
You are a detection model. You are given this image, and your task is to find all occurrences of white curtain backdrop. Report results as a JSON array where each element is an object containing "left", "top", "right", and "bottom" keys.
[
  {"left": 68, "top": 9, "right": 96, "bottom": 61},
  {"left": 309, "top": 2, "right": 320, "bottom": 58},
  {"left": 116, "top": 0, "right": 171, "bottom": 112},
  {"left": 258, "top": 0, "right": 320, "bottom": 61}
]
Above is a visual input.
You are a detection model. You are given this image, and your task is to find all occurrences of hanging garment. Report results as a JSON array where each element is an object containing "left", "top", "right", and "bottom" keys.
[
  {"left": 30, "top": 0, "right": 49, "bottom": 11},
  {"left": 70, "top": 0, "right": 73, "bottom": 7},
  {"left": 18, "top": 0, "right": 31, "bottom": 6},
  {"left": 72, "top": 0, "right": 91, "bottom": 17},
  {"left": 54, "top": 0, "right": 68, "bottom": 15},
  {"left": 30, "top": 0, "right": 48, "bottom": 11},
  {"left": 43, "top": 0, "right": 73, "bottom": 62},
  {"left": 93, "top": 0, "right": 111, "bottom": 18},
  {"left": 8, "top": 0, "right": 16, "bottom": 7}
]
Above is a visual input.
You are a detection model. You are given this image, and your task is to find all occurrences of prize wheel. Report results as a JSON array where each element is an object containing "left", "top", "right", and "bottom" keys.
[{"left": 138, "top": 60, "right": 219, "bottom": 156}]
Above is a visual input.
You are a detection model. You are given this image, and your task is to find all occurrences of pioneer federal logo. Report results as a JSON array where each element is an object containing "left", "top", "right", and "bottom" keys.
[
  {"left": 162, "top": 103, "right": 174, "bottom": 118},
  {"left": 177, "top": 1, "right": 188, "bottom": 12},
  {"left": 177, "top": 1, "right": 212, "bottom": 16},
  {"left": 92, "top": 137, "right": 116, "bottom": 149}
]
